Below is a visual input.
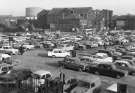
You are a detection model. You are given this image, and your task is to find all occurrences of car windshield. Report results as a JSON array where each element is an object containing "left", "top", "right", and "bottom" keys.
[
  {"left": 128, "top": 61, "right": 135, "bottom": 65},
  {"left": 4, "top": 47, "right": 11, "bottom": 49},
  {"left": 77, "top": 80, "right": 90, "bottom": 88}
]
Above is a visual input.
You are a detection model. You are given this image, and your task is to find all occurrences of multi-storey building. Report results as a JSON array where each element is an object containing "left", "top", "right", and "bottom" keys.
[{"left": 47, "top": 7, "right": 96, "bottom": 31}]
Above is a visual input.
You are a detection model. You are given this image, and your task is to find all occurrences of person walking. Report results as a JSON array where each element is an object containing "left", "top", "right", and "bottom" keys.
[{"left": 19, "top": 45, "right": 25, "bottom": 55}]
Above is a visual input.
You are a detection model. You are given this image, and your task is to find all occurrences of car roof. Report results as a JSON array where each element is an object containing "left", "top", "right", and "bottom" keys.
[
  {"left": 33, "top": 70, "right": 51, "bottom": 76},
  {"left": 115, "top": 60, "right": 130, "bottom": 64},
  {"left": 97, "top": 62, "right": 114, "bottom": 65},
  {"left": 70, "top": 75, "right": 100, "bottom": 83}
]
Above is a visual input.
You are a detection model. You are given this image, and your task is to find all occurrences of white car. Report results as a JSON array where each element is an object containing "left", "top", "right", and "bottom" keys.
[
  {"left": 0, "top": 53, "right": 11, "bottom": 61},
  {"left": 0, "top": 46, "right": 19, "bottom": 55},
  {"left": 23, "top": 44, "right": 35, "bottom": 50},
  {"left": 32, "top": 70, "right": 52, "bottom": 86},
  {"left": 94, "top": 53, "right": 113, "bottom": 63},
  {"left": 48, "top": 49, "right": 71, "bottom": 57}
]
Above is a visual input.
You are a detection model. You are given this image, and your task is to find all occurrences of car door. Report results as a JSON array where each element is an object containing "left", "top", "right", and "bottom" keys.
[
  {"left": 86, "top": 64, "right": 98, "bottom": 73},
  {"left": 67, "top": 60, "right": 78, "bottom": 70},
  {"left": 115, "top": 62, "right": 129, "bottom": 71},
  {"left": 98, "top": 64, "right": 110, "bottom": 76},
  {"left": 53, "top": 50, "right": 60, "bottom": 57},
  {"left": 60, "top": 51, "right": 67, "bottom": 57}
]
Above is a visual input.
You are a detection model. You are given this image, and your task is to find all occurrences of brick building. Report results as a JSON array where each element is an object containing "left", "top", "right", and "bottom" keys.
[{"left": 47, "top": 7, "right": 96, "bottom": 32}]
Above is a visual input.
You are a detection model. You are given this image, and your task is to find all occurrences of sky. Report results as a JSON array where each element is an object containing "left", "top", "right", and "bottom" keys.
[{"left": 0, "top": 0, "right": 135, "bottom": 16}]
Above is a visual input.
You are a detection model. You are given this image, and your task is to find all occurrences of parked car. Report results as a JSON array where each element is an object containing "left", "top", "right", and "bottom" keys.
[
  {"left": 60, "top": 44, "right": 74, "bottom": 51},
  {"left": 32, "top": 70, "right": 52, "bottom": 85},
  {"left": 94, "top": 53, "right": 113, "bottom": 63},
  {"left": 0, "top": 53, "right": 11, "bottom": 61},
  {"left": 114, "top": 60, "right": 135, "bottom": 75},
  {"left": 48, "top": 49, "right": 71, "bottom": 58},
  {"left": 22, "top": 43, "right": 35, "bottom": 50},
  {"left": 0, "top": 68, "right": 32, "bottom": 83},
  {"left": 65, "top": 75, "right": 101, "bottom": 93},
  {"left": 0, "top": 45, "right": 19, "bottom": 55},
  {"left": 58, "top": 58, "right": 86, "bottom": 71},
  {"left": 0, "top": 64, "right": 13, "bottom": 74},
  {"left": 85, "top": 63, "right": 128, "bottom": 78}
]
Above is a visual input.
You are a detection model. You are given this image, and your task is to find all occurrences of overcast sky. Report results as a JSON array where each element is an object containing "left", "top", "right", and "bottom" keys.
[{"left": 0, "top": 0, "right": 135, "bottom": 16}]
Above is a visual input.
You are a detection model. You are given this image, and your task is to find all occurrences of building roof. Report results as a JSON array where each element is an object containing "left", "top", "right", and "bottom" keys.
[{"left": 48, "top": 7, "right": 92, "bottom": 15}]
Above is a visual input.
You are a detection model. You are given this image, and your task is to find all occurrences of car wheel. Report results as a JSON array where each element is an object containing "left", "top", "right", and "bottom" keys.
[
  {"left": 116, "top": 75, "right": 121, "bottom": 79},
  {"left": 95, "top": 71, "right": 100, "bottom": 75},
  {"left": 66, "top": 55, "right": 70, "bottom": 58},
  {"left": 78, "top": 68, "right": 82, "bottom": 72},
  {"left": 52, "top": 55, "right": 56, "bottom": 58}
]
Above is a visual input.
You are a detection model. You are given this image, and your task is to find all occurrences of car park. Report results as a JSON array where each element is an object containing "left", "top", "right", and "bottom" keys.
[
  {"left": 58, "top": 58, "right": 87, "bottom": 71},
  {"left": 85, "top": 63, "right": 128, "bottom": 78},
  {"left": 48, "top": 48, "right": 71, "bottom": 57}
]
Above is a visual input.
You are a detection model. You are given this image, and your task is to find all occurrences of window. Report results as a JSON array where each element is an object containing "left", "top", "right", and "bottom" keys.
[
  {"left": 2, "top": 67, "right": 8, "bottom": 72},
  {"left": 3, "top": 47, "right": 8, "bottom": 49},
  {"left": 78, "top": 80, "right": 90, "bottom": 88},
  {"left": 54, "top": 51, "right": 59, "bottom": 53},
  {"left": 41, "top": 75, "right": 46, "bottom": 79},
  {"left": 59, "top": 51, "right": 62, "bottom": 53},
  {"left": 46, "top": 74, "right": 51, "bottom": 78},
  {"left": 106, "top": 65, "right": 112, "bottom": 70},
  {"left": 121, "top": 63, "right": 128, "bottom": 67},
  {"left": 91, "top": 83, "right": 95, "bottom": 88},
  {"left": 99, "top": 64, "right": 106, "bottom": 69},
  {"left": 115, "top": 62, "right": 121, "bottom": 66}
]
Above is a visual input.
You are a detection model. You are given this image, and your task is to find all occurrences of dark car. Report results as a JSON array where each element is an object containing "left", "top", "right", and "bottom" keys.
[
  {"left": 85, "top": 63, "right": 128, "bottom": 78},
  {"left": 58, "top": 58, "right": 86, "bottom": 71},
  {"left": 0, "top": 68, "right": 32, "bottom": 83},
  {"left": 114, "top": 60, "right": 135, "bottom": 75}
]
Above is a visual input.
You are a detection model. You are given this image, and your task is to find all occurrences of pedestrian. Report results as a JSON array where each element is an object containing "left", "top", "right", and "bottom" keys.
[{"left": 19, "top": 45, "right": 25, "bottom": 55}]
